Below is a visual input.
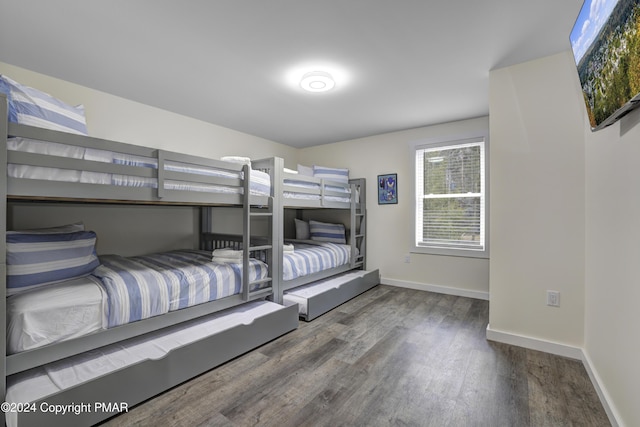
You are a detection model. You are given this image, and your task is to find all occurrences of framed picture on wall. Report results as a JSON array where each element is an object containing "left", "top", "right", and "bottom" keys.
[{"left": 378, "top": 173, "right": 397, "bottom": 205}]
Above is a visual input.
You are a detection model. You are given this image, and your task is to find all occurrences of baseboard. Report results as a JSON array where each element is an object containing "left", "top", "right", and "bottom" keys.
[
  {"left": 485, "top": 324, "right": 583, "bottom": 359},
  {"left": 380, "top": 277, "right": 489, "bottom": 301},
  {"left": 581, "top": 350, "right": 622, "bottom": 427},
  {"left": 486, "top": 325, "right": 621, "bottom": 427}
]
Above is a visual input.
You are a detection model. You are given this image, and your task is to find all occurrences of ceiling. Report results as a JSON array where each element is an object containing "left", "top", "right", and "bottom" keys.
[{"left": 0, "top": 1, "right": 583, "bottom": 148}]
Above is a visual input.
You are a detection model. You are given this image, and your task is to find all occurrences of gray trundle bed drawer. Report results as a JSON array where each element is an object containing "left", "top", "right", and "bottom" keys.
[
  {"left": 10, "top": 303, "right": 298, "bottom": 427},
  {"left": 283, "top": 269, "right": 380, "bottom": 321}
]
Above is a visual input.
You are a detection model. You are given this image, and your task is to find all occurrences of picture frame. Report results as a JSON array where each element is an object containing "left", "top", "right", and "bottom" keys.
[{"left": 378, "top": 173, "right": 397, "bottom": 205}]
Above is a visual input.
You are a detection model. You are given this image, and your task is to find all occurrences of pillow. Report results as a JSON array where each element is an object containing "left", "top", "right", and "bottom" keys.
[
  {"left": 313, "top": 165, "right": 349, "bottom": 183},
  {"left": 6, "top": 230, "right": 100, "bottom": 295},
  {"left": 0, "top": 75, "right": 88, "bottom": 135},
  {"left": 309, "top": 220, "right": 346, "bottom": 244},
  {"left": 294, "top": 218, "right": 310, "bottom": 240},
  {"left": 221, "top": 156, "right": 252, "bottom": 167},
  {"left": 6, "top": 222, "right": 85, "bottom": 235},
  {"left": 297, "top": 164, "right": 314, "bottom": 177}
]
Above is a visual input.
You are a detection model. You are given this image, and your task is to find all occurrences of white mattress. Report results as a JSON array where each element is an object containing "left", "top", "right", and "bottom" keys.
[
  {"left": 5, "top": 300, "right": 283, "bottom": 427},
  {"left": 6, "top": 276, "right": 107, "bottom": 354},
  {"left": 283, "top": 270, "right": 370, "bottom": 315}
]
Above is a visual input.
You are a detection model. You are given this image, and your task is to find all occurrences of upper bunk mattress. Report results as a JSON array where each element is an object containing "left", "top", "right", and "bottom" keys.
[{"left": 6, "top": 137, "right": 271, "bottom": 196}]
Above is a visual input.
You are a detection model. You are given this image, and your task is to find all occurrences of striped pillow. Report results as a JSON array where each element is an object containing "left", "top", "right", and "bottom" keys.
[
  {"left": 6, "top": 230, "right": 100, "bottom": 295},
  {"left": 313, "top": 165, "right": 349, "bottom": 183},
  {"left": 309, "top": 220, "right": 346, "bottom": 244},
  {"left": 0, "top": 75, "right": 88, "bottom": 135}
]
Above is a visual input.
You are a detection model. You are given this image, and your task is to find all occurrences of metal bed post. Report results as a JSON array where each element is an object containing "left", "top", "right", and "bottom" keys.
[
  {"left": 350, "top": 182, "right": 357, "bottom": 268},
  {"left": 242, "top": 164, "right": 251, "bottom": 301},
  {"left": 359, "top": 178, "right": 367, "bottom": 270},
  {"left": 200, "top": 206, "right": 213, "bottom": 250},
  {"left": 271, "top": 157, "right": 284, "bottom": 304}
]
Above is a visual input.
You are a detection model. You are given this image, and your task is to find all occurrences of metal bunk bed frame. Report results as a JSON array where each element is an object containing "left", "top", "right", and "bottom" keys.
[
  {"left": 0, "top": 94, "right": 298, "bottom": 426},
  {"left": 262, "top": 162, "right": 380, "bottom": 320}
]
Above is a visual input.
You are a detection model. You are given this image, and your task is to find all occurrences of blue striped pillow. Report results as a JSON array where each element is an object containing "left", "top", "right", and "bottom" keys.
[
  {"left": 6, "top": 230, "right": 100, "bottom": 295},
  {"left": 309, "top": 220, "right": 346, "bottom": 244},
  {"left": 313, "top": 165, "right": 349, "bottom": 183},
  {"left": 0, "top": 75, "right": 88, "bottom": 135}
]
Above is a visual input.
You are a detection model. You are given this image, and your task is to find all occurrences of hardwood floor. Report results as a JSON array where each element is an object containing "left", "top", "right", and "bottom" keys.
[{"left": 100, "top": 285, "right": 610, "bottom": 427}]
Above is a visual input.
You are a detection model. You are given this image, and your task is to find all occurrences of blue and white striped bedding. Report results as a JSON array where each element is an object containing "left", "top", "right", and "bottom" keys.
[
  {"left": 0, "top": 75, "right": 88, "bottom": 135},
  {"left": 92, "top": 250, "right": 269, "bottom": 328},
  {"left": 6, "top": 138, "right": 271, "bottom": 196},
  {"left": 282, "top": 241, "right": 352, "bottom": 281},
  {"left": 6, "top": 229, "right": 100, "bottom": 296}
]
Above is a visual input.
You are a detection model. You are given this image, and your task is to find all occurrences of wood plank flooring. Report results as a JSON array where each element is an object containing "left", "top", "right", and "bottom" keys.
[{"left": 100, "top": 285, "right": 610, "bottom": 427}]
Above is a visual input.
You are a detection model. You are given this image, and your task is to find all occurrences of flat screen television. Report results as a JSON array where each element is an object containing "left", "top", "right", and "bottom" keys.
[{"left": 570, "top": 0, "right": 640, "bottom": 131}]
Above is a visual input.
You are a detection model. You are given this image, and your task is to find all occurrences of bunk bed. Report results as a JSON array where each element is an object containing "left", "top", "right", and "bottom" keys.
[
  {"left": 1, "top": 92, "right": 298, "bottom": 427},
  {"left": 265, "top": 159, "right": 379, "bottom": 320}
]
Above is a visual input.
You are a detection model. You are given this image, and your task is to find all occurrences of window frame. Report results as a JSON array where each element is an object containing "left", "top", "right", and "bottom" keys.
[{"left": 410, "top": 130, "right": 489, "bottom": 259}]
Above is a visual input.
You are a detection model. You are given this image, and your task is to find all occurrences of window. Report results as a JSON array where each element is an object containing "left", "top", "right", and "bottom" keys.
[{"left": 413, "top": 134, "right": 488, "bottom": 258}]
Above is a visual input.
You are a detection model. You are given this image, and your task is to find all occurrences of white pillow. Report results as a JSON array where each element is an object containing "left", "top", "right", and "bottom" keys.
[
  {"left": 221, "top": 156, "right": 252, "bottom": 167},
  {"left": 297, "top": 164, "right": 314, "bottom": 177}
]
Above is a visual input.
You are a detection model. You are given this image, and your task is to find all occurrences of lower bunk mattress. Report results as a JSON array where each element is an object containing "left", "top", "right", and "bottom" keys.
[
  {"left": 283, "top": 269, "right": 379, "bottom": 321},
  {"left": 5, "top": 300, "right": 299, "bottom": 427},
  {"left": 6, "top": 250, "right": 269, "bottom": 354},
  {"left": 282, "top": 240, "right": 355, "bottom": 281}
]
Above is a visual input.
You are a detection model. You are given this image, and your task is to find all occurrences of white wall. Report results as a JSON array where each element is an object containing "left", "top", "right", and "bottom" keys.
[
  {"left": 299, "top": 117, "right": 490, "bottom": 299},
  {"left": 490, "top": 50, "right": 639, "bottom": 426},
  {"left": 584, "top": 99, "right": 640, "bottom": 426},
  {"left": 488, "top": 51, "right": 586, "bottom": 347}
]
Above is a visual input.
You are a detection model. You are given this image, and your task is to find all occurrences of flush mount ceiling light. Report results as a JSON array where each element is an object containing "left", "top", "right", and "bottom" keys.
[{"left": 300, "top": 71, "right": 335, "bottom": 92}]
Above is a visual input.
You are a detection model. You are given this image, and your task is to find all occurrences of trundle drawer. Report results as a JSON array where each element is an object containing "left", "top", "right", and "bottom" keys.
[
  {"left": 8, "top": 302, "right": 298, "bottom": 427},
  {"left": 283, "top": 269, "right": 380, "bottom": 321}
]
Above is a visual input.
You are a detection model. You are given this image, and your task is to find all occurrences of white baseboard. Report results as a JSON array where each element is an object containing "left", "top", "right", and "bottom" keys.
[
  {"left": 581, "top": 350, "right": 622, "bottom": 427},
  {"left": 485, "top": 324, "right": 583, "bottom": 359},
  {"left": 380, "top": 277, "right": 490, "bottom": 300},
  {"left": 486, "top": 325, "right": 621, "bottom": 427}
]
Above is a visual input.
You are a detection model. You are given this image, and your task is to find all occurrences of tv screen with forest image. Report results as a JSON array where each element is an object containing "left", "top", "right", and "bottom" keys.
[{"left": 570, "top": 0, "right": 640, "bottom": 131}]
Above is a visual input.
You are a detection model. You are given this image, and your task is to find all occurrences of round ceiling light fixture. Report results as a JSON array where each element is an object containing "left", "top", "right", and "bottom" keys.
[{"left": 300, "top": 71, "right": 335, "bottom": 92}]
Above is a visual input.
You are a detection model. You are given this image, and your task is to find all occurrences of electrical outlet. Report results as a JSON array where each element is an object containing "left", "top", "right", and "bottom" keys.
[
  {"left": 546, "top": 290, "right": 560, "bottom": 307},
  {"left": 403, "top": 254, "right": 411, "bottom": 263}
]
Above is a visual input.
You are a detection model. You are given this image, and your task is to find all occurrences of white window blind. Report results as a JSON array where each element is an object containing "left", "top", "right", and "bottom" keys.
[{"left": 415, "top": 139, "right": 485, "bottom": 251}]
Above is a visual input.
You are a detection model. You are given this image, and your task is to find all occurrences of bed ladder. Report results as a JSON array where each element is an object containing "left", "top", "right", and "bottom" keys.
[
  {"left": 242, "top": 165, "right": 274, "bottom": 300},
  {"left": 350, "top": 178, "right": 366, "bottom": 270}
]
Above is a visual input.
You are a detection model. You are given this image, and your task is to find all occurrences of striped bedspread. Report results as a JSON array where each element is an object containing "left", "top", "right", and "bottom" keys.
[
  {"left": 283, "top": 242, "right": 351, "bottom": 281},
  {"left": 92, "top": 250, "right": 268, "bottom": 328}
]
